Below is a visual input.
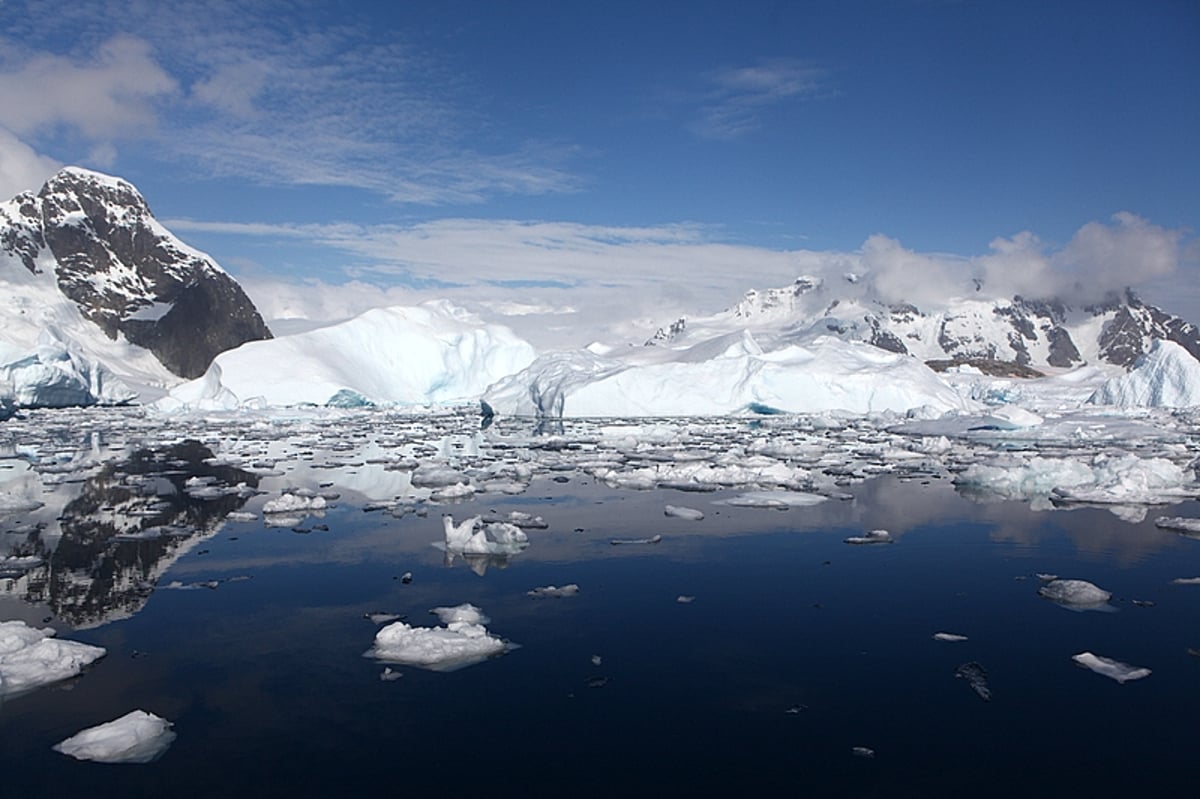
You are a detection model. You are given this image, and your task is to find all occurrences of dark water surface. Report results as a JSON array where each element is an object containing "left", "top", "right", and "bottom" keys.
[{"left": 3, "top": 466, "right": 1200, "bottom": 797}]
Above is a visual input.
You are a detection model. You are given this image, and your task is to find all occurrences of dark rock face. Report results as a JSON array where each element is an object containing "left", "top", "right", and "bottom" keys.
[
  {"left": 2, "top": 168, "right": 271, "bottom": 378},
  {"left": 1094, "top": 290, "right": 1200, "bottom": 368}
]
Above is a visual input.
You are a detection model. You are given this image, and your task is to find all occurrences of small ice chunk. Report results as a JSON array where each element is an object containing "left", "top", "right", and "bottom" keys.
[
  {"left": 591, "top": 655, "right": 602, "bottom": 666},
  {"left": 1038, "top": 579, "right": 1112, "bottom": 609},
  {"left": 955, "top": 661, "right": 991, "bottom": 701},
  {"left": 1171, "top": 577, "right": 1200, "bottom": 585},
  {"left": 263, "top": 493, "right": 327, "bottom": 514},
  {"left": 527, "top": 584, "right": 580, "bottom": 598},
  {"left": 933, "top": 632, "right": 968, "bottom": 642},
  {"left": 366, "top": 613, "right": 403, "bottom": 625},
  {"left": 1072, "top": 652, "right": 1152, "bottom": 683},
  {"left": 844, "top": 530, "right": 893, "bottom": 545},
  {"left": 1155, "top": 516, "right": 1200, "bottom": 534},
  {"left": 226, "top": 511, "right": 257, "bottom": 522},
  {"left": 53, "top": 710, "right": 176, "bottom": 764},
  {"left": 365, "top": 603, "right": 510, "bottom": 672},
  {"left": 664, "top": 505, "right": 704, "bottom": 521},
  {"left": 676, "top": 595, "right": 696, "bottom": 603},
  {"left": 610, "top": 534, "right": 663, "bottom": 545},
  {"left": 380, "top": 667, "right": 403, "bottom": 681},
  {"left": 851, "top": 746, "right": 875, "bottom": 759},
  {"left": 0, "top": 621, "right": 106, "bottom": 697}
]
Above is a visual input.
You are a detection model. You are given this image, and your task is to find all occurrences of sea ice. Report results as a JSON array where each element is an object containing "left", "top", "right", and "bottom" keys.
[
  {"left": 664, "top": 504, "right": 705, "bottom": 521},
  {"left": 262, "top": 492, "right": 328, "bottom": 514},
  {"left": 52, "top": 710, "right": 176, "bottom": 763},
  {"left": 1071, "top": 652, "right": 1152, "bottom": 683},
  {"left": 1156, "top": 516, "right": 1200, "bottom": 534},
  {"left": 439, "top": 515, "right": 529, "bottom": 555},
  {"left": 364, "top": 603, "right": 511, "bottom": 671},
  {"left": 844, "top": 529, "right": 893, "bottom": 545},
  {"left": 933, "top": 632, "right": 968, "bottom": 642},
  {"left": 1038, "top": 579, "right": 1112, "bottom": 610},
  {"left": 0, "top": 620, "right": 106, "bottom": 697},
  {"left": 527, "top": 584, "right": 580, "bottom": 598}
]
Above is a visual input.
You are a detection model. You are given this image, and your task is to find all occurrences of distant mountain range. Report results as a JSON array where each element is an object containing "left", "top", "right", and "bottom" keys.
[
  {"left": 647, "top": 274, "right": 1200, "bottom": 375},
  {"left": 3, "top": 168, "right": 1199, "bottom": 411}
]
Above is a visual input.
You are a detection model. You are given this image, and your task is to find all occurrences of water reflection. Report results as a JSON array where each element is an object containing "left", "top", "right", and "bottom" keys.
[{"left": 3, "top": 440, "right": 258, "bottom": 628}]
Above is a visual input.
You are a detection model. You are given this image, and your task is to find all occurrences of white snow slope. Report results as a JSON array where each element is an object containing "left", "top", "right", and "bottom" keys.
[{"left": 160, "top": 301, "right": 538, "bottom": 409}]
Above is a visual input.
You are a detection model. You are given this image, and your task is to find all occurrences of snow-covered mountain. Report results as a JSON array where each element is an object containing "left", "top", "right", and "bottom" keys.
[
  {"left": 649, "top": 275, "right": 1200, "bottom": 373},
  {"left": 0, "top": 168, "right": 271, "bottom": 406}
]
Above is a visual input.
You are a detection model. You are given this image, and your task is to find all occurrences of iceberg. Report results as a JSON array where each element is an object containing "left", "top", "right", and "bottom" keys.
[
  {"left": 0, "top": 335, "right": 137, "bottom": 409},
  {"left": 363, "top": 603, "right": 512, "bottom": 671},
  {"left": 1089, "top": 339, "right": 1200, "bottom": 408},
  {"left": 160, "top": 301, "right": 537, "bottom": 409},
  {"left": 0, "top": 620, "right": 106, "bottom": 697},
  {"left": 484, "top": 334, "right": 970, "bottom": 418},
  {"left": 955, "top": 661, "right": 991, "bottom": 701},
  {"left": 53, "top": 710, "right": 176, "bottom": 763},
  {"left": 1071, "top": 652, "right": 1152, "bottom": 683}
]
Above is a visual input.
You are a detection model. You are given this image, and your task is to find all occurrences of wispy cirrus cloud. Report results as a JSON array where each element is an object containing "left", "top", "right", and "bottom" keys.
[
  {"left": 691, "top": 57, "right": 833, "bottom": 140},
  {"left": 0, "top": 0, "right": 580, "bottom": 202}
]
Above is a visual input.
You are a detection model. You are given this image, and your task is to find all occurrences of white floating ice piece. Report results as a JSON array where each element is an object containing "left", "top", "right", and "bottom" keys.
[
  {"left": 844, "top": 530, "right": 893, "bottom": 545},
  {"left": 364, "top": 603, "right": 511, "bottom": 672},
  {"left": 53, "top": 710, "right": 176, "bottom": 764},
  {"left": 610, "top": 534, "right": 662, "bottom": 545},
  {"left": 933, "top": 632, "right": 968, "bottom": 642},
  {"left": 262, "top": 493, "right": 327, "bottom": 514},
  {"left": 664, "top": 504, "right": 705, "bottom": 521},
  {"left": 1072, "top": 652, "right": 1152, "bottom": 683},
  {"left": 1171, "top": 577, "right": 1200, "bottom": 585},
  {"left": 1038, "top": 579, "right": 1112, "bottom": 609},
  {"left": 0, "top": 621, "right": 106, "bottom": 697},
  {"left": 527, "top": 584, "right": 580, "bottom": 598}
]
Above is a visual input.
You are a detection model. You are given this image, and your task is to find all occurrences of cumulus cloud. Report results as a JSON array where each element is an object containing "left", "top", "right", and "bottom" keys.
[
  {"left": 0, "top": 35, "right": 177, "bottom": 139},
  {"left": 0, "top": 127, "right": 61, "bottom": 198}
]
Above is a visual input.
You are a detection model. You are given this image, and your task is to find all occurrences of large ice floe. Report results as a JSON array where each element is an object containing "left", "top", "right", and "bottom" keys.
[
  {"left": 1089, "top": 340, "right": 1200, "bottom": 408},
  {"left": 158, "top": 301, "right": 537, "bottom": 410},
  {"left": 53, "top": 710, "right": 177, "bottom": 763},
  {"left": 0, "top": 620, "right": 107, "bottom": 697},
  {"left": 484, "top": 333, "right": 971, "bottom": 418},
  {"left": 363, "top": 604, "right": 513, "bottom": 671}
]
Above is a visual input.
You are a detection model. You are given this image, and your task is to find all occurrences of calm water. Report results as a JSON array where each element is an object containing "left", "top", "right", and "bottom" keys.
[{"left": 2, "top": 420, "right": 1200, "bottom": 797}]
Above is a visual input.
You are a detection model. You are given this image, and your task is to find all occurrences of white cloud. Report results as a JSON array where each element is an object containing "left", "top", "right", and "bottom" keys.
[
  {"left": 0, "top": 1, "right": 579, "bottom": 204},
  {"left": 692, "top": 58, "right": 832, "bottom": 140},
  {"left": 0, "top": 35, "right": 176, "bottom": 138},
  {"left": 0, "top": 127, "right": 60, "bottom": 197}
]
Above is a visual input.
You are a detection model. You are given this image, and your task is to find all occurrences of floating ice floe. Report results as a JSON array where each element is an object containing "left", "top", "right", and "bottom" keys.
[
  {"left": 851, "top": 746, "right": 876, "bottom": 759},
  {"left": 844, "top": 529, "right": 893, "bottom": 545},
  {"left": 664, "top": 504, "right": 705, "bottom": 521},
  {"left": 1072, "top": 652, "right": 1152, "bottom": 683},
  {"left": 676, "top": 595, "right": 696, "bottom": 603},
  {"left": 262, "top": 492, "right": 328, "bottom": 514},
  {"left": 0, "top": 620, "right": 106, "bottom": 697},
  {"left": 438, "top": 515, "right": 529, "bottom": 555},
  {"left": 1156, "top": 516, "right": 1200, "bottom": 536},
  {"left": 722, "top": 490, "right": 828, "bottom": 509},
  {"left": 52, "top": 710, "right": 176, "bottom": 763},
  {"left": 933, "top": 632, "right": 968, "bottom": 642},
  {"left": 1171, "top": 577, "right": 1200, "bottom": 585},
  {"left": 610, "top": 534, "right": 662, "bottom": 545},
  {"left": 527, "top": 584, "right": 579, "bottom": 598},
  {"left": 1038, "top": 579, "right": 1113, "bottom": 611},
  {"left": 363, "top": 603, "right": 513, "bottom": 672}
]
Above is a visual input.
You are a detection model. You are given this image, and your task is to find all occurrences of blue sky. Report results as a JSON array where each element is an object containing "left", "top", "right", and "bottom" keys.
[{"left": 1, "top": 0, "right": 1197, "bottom": 343}]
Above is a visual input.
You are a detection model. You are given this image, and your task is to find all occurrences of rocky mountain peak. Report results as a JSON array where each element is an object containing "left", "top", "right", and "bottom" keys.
[{"left": 1, "top": 167, "right": 272, "bottom": 379}]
